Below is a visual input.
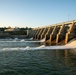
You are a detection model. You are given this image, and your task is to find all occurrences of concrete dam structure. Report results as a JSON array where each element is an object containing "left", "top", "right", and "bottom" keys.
[{"left": 28, "top": 20, "right": 76, "bottom": 45}]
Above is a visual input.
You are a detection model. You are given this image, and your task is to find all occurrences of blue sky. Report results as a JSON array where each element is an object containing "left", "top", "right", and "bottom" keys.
[{"left": 0, "top": 0, "right": 76, "bottom": 28}]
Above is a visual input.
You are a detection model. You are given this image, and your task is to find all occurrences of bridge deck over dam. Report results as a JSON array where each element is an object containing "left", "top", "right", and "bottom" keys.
[{"left": 28, "top": 20, "right": 76, "bottom": 45}]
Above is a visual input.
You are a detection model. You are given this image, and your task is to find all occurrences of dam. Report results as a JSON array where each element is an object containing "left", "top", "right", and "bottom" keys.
[
  {"left": 0, "top": 20, "right": 76, "bottom": 75},
  {"left": 28, "top": 20, "right": 76, "bottom": 45}
]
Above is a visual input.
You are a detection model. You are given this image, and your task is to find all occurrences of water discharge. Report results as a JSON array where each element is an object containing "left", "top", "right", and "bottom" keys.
[{"left": 0, "top": 39, "right": 76, "bottom": 52}]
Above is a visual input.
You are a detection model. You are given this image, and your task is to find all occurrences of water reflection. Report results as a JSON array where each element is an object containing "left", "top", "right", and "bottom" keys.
[
  {"left": 43, "top": 49, "right": 76, "bottom": 75},
  {"left": 58, "top": 50, "right": 76, "bottom": 75}
]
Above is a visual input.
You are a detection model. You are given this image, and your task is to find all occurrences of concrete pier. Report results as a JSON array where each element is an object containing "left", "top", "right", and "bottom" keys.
[
  {"left": 37, "top": 28, "right": 44, "bottom": 39},
  {"left": 45, "top": 27, "right": 54, "bottom": 41},
  {"left": 65, "top": 21, "right": 76, "bottom": 44},
  {"left": 40, "top": 28, "right": 48, "bottom": 39},
  {"left": 50, "top": 25, "right": 61, "bottom": 45},
  {"left": 56, "top": 23, "right": 69, "bottom": 44}
]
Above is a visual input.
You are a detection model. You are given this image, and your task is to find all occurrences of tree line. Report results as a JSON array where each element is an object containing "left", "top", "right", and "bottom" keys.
[{"left": 0, "top": 27, "right": 32, "bottom": 31}]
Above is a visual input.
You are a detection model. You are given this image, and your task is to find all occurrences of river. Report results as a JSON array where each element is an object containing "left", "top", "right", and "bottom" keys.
[{"left": 0, "top": 38, "right": 76, "bottom": 75}]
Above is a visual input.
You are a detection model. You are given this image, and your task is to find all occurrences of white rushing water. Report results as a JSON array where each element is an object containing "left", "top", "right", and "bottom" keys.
[
  {"left": 0, "top": 38, "right": 45, "bottom": 42},
  {"left": 0, "top": 38, "right": 76, "bottom": 52}
]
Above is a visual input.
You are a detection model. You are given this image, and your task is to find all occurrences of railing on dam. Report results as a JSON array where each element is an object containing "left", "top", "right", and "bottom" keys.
[{"left": 28, "top": 20, "right": 76, "bottom": 45}]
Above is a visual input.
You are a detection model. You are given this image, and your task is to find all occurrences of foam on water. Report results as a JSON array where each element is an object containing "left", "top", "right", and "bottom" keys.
[
  {"left": 29, "top": 37, "right": 33, "bottom": 40},
  {"left": 0, "top": 38, "right": 45, "bottom": 42},
  {"left": 40, "top": 38, "right": 45, "bottom": 42},
  {"left": 20, "top": 39, "right": 25, "bottom": 42},
  {"left": 0, "top": 39, "right": 76, "bottom": 52},
  {"left": 25, "top": 38, "right": 45, "bottom": 42}
]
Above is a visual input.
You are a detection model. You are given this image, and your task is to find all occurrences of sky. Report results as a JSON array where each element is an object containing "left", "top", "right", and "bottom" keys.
[{"left": 0, "top": 0, "right": 76, "bottom": 28}]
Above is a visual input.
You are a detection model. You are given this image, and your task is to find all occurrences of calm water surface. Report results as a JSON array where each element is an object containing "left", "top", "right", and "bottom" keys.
[{"left": 0, "top": 39, "right": 76, "bottom": 75}]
